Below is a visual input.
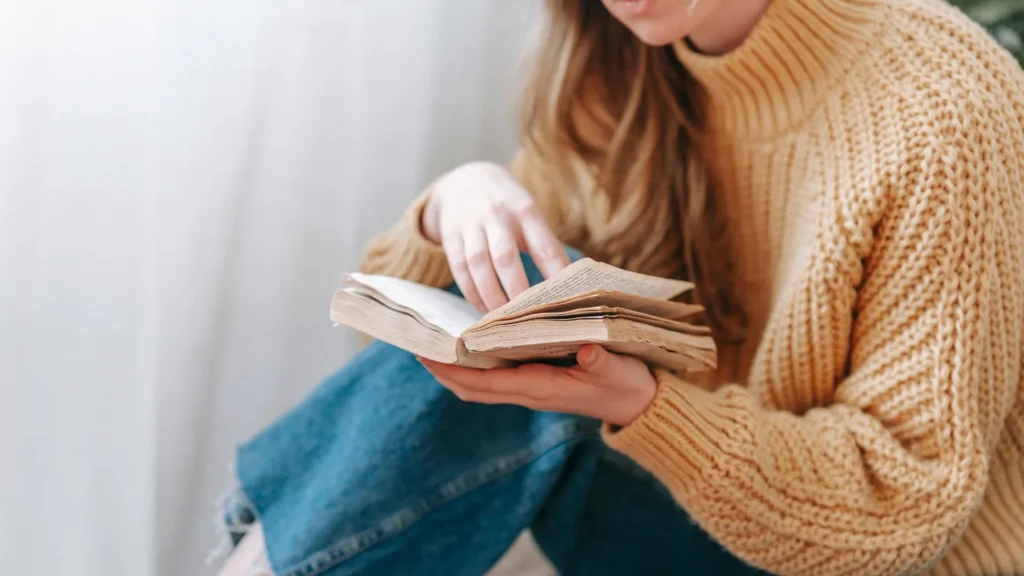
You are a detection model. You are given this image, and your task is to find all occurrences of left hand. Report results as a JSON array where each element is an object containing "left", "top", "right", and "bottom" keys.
[{"left": 418, "top": 344, "right": 658, "bottom": 427}]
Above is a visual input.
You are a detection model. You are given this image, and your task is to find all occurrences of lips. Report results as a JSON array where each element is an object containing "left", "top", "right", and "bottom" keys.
[{"left": 614, "top": 0, "right": 652, "bottom": 16}]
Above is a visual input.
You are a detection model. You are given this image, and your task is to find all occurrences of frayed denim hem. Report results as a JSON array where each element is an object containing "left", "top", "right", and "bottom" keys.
[{"left": 208, "top": 465, "right": 266, "bottom": 574}]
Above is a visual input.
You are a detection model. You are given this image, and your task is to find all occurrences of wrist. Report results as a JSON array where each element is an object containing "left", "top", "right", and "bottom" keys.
[
  {"left": 606, "top": 367, "right": 658, "bottom": 428},
  {"left": 625, "top": 369, "right": 659, "bottom": 425}
]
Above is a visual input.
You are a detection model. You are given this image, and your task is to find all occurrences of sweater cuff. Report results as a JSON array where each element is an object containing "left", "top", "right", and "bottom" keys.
[
  {"left": 359, "top": 190, "right": 453, "bottom": 287},
  {"left": 602, "top": 370, "right": 752, "bottom": 489}
]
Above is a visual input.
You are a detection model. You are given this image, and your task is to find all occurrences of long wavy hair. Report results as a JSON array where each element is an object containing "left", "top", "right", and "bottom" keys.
[{"left": 517, "top": 0, "right": 746, "bottom": 342}]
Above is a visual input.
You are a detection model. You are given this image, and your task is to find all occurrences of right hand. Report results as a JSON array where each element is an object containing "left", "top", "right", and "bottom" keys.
[{"left": 421, "top": 161, "right": 571, "bottom": 313}]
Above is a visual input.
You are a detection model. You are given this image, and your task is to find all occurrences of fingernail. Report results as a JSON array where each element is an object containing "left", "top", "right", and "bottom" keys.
[{"left": 578, "top": 345, "right": 594, "bottom": 366}]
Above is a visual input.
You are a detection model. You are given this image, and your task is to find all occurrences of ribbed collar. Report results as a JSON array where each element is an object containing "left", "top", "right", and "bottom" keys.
[{"left": 674, "top": 0, "right": 889, "bottom": 139}]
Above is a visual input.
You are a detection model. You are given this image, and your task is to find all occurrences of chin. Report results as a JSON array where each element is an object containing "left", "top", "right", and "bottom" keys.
[{"left": 627, "top": 22, "right": 686, "bottom": 46}]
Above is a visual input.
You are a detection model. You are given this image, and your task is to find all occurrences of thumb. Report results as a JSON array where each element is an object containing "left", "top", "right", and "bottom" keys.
[{"left": 577, "top": 344, "right": 612, "bottom": 373}]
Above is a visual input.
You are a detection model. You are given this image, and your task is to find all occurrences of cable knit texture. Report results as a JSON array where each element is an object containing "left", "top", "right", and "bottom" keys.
[{"left": 360, "top": 0, "right": 1024, "bottom": 573}]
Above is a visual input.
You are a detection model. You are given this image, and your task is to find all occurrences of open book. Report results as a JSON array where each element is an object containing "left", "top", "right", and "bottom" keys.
[{"left": 330, "top": 258, "right": 716, "bottom": 372}]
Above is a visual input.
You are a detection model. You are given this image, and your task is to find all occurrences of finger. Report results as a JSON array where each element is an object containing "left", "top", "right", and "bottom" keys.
[
  {"left": 425, "top": 359, "right": 562, "bottom": 402},
  {"left": 419, "top": 358, "right": 502, "bottom": 387},
  {"left": 490, "top": 173, "right": 568, "bottom": 279},
  {"left": 417, "top": 357, "right": 482, "bottom": 381},
  {"left": 576, "top": 344, "right": 611, "bottom": 372},
  {"left": 441, "top": 232, "right": 487, "bottom": 313},
  {"left": 516, "top": 202, "right": 571, "bottom": 278},
  {"left": 573, "top": 345, "right": 634, "bottom": 384},
  {"left": 418, "top": 359, "right": 538, "bottom": 406},
  {"left": 463, "top": 226, "right": 510, "bottom": 311},
  {"left": 484, "top": 215, "right": 530, "bottom": 299},
  {"left": 570, "top": 345, "right": 658, "bottom": 426},
  {"left": 571, "top": 345, "right": 641, "bottom": 389},
  {"left": 436, "top": 373, "right": 542, "bottom": 408},
  {"left": 421, "top": 358, "right": 605, "bottom": 418}
]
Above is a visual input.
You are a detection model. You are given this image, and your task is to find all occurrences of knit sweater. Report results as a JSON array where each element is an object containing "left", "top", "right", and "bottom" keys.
[{"left": 359, "top": 0, "right": 1024, "bottom": 574}]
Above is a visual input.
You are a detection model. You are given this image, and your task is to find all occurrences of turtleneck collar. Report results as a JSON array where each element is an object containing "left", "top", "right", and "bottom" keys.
[{"left": 674, "top": 0, "right": 889, "bottom": 139}]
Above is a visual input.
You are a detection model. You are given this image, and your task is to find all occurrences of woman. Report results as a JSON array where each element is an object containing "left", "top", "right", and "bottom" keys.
[{"left": 220, "top": 0, "right": 1024, "bottom": 574}]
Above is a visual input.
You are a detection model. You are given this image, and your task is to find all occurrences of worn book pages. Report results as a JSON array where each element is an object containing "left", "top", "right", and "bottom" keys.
[
  {"left": 482, "top": 258, "right": 693, "bottom": 322},
  {"left": 329, "top": 258, "right": 715, "bottom": 372},
  {"left": 331, "top": 289, "right": 455, "bottom": 361},
  {"left": 345, "top": 272, "right": 481, "bottom": 336},
  {"left": 471, "top": 291, "right": 707, "bottom": 331},
  {"left": 466, "top": 306, "right": 710, "bottom": 338},
  {"left": 330, "top": 274, "right": 509, "bottom": 368},
  {"left": 462, "top": 317, "right": 716, "bottom": 373}
]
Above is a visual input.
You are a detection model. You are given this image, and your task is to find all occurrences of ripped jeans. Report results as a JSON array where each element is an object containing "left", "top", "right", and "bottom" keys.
[{"left": 221, "top": 253, "right": 761, "bottom": 576}]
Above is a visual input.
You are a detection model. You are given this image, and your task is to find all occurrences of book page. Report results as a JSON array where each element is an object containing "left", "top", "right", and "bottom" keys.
[
  {"left": 346, "top": 273, "right": 481, "bottom": 337},
  {"left": 464, "top": 317, "right": 717, "bottom": 373},
  {"left": 480, "top": 258, "right": 694, "bottom": 324},
  {"left": 474, "top": 290, "right": 705, "bottom": 329},
  {"left": 331, "top": 289, "right": 460, "bottom": 362},
  {"left": 468, "top": 305, "right": 711, "bottom": 336},
  {"left": 330, "top": 287, "right": 511, "bottom": 368}
]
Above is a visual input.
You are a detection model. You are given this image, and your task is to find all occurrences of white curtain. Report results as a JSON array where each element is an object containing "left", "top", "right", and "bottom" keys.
[{"left": 0, "top": 1, "right": 539, "bottom": 574}]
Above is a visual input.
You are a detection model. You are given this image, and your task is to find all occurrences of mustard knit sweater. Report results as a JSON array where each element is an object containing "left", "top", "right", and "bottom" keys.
[{"left": 360, "top": 0, "right": 1024, "bottom": 573}]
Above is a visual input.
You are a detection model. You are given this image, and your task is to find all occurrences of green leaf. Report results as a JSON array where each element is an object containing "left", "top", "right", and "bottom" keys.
[
  {"left": 949, "top": 0, "right": 1024, "bottom": 64},
  {"left": 964, "top": 0, "right": 1024, "bottom": 25}
]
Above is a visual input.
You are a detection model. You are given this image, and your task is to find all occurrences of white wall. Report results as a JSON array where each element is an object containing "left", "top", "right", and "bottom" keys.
[{"left": 0, "top": 1, "right": 539, "bottom": 574}]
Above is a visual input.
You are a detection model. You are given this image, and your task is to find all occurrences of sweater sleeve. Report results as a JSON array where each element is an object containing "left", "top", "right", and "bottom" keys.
[{"left": 603, "top": 138, "right": 1024, "bottom": 574}]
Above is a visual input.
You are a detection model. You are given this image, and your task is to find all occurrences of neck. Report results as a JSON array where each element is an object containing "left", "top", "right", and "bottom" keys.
[
  {"left": 688, "top": 0, "right": 774, "bottom": 55},
  {"left": 673, "top": 0, "right": 887, "bottom": 138}
]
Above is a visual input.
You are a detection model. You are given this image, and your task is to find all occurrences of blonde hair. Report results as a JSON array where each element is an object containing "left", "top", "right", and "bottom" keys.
[{"left": 519, "top": 0, "right": 745, "bottom": 342}]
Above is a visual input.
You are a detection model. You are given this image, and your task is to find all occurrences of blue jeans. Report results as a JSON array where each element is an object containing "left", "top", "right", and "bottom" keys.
[{"left": 227, "top": 253, "right": 762, "bottom": 576}]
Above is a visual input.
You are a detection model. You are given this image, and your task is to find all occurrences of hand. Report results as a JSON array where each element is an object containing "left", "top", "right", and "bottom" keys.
[
  {"left": 419, "top": 344, "right": 658, "bottom": 427},
  {"left": 421, "top": 161, "right": 570, "bottom": 313}
]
